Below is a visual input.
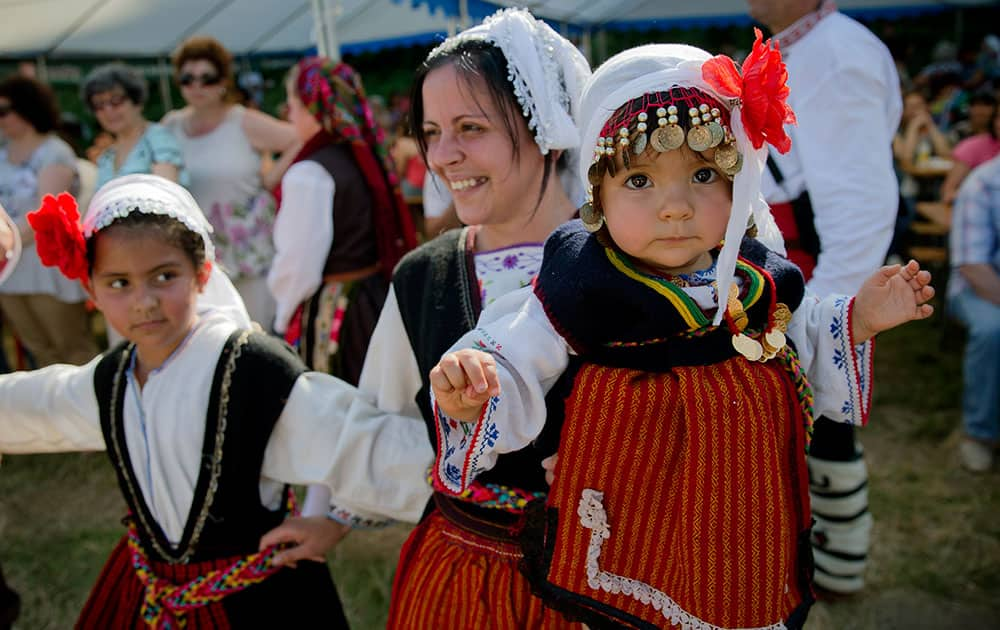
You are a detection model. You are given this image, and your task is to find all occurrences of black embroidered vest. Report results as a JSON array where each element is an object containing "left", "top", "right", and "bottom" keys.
[{"left": 93, "top": 331, "right": 305, "bottom": 564}]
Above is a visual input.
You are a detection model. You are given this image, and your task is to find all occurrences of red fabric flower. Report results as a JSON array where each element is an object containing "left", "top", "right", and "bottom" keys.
[
  {"left": 27, "top": 192, "right": 88, "bottom": 281},
  {"left": 702, "top": 28, "right": 796, "bottom": 153}
]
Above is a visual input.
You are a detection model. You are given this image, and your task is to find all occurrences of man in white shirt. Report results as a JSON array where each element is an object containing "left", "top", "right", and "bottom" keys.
[{"left": 747, "top": 0, "right": 903, "bottom": 596}]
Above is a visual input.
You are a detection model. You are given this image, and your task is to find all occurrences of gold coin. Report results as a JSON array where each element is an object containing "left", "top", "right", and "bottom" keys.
[
  {"left": 579, "top": 202, "right": 604, "bottom": 233},
  {"left": 764, "top": 329, "right": 786, "bottom": 351},
  {"left": 587, "top": 162, "right": 602, "bottom": 187},
  {"left": 687, "top": 124, "right": 713, "bottom": 152},
  {"left": 714, "top": 142, "right": 739, "bottom": 171},
  {"left": 773, "top": 303, "right": 792, "bottom": 329},
  {"left": 732, "top": 334, "right": 763, "bottom": 361},
  {"left": 707, "top": 121, "right": 725, "bottom": 147}
]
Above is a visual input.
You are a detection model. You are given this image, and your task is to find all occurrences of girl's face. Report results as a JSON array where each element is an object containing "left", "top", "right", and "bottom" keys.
[
  {"left": 600, "top": 144, "right": 732, "bottom": 276},
  {"left": 420, "top": 62, "right": 548, "bottom": 227},
  {"left": 178, "top": 59, "right": 226, "bottom": 108},
  {"left": 91, "top": 87, "right": 143, "bottom": 136},
  {"left": 285, "top": 86, "right": 322, "bottom": 141},
  {"left": 88, "top": 228, "right": 209, "bottom": 369}
]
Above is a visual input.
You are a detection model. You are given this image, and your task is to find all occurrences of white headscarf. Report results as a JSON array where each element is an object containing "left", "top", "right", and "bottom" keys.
[
  {"left": 578, "top": 43, "right": 787, "bottom": 325},
  {"left": 429, "top": 8, "right": 591, "bottom": 204},
  {"left": 85, "top": 174, "right": 251, "bottom": 328}
]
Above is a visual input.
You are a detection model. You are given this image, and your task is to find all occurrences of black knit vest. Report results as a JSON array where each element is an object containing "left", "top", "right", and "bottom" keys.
[
  {"left": 93, "top": 331, "right": 305, "bottom": 563},
  {"left": 306, "top": 143, "right": 379, "bottom": 275}
]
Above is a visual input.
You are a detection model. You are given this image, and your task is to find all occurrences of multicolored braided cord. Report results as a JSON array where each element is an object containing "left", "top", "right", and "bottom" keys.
[
  {"left": 779, "top": 345, "right": 815, "bottom": 451},
  {"left": 128, "top": 492, "right": 296, "bottom": 629}
]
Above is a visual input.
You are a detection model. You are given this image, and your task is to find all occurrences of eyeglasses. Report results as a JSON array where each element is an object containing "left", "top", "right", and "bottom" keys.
[
  {"left": 0, "top": 103, "right": 12, "bottom": 117},
  {"left": 90, "top": 93, "right": 128, "bottom": 112},
  {"left": 178, "top": 72, "right": 222, "bottom": 87}
]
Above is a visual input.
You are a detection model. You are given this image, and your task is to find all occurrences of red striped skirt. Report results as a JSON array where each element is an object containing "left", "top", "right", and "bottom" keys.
[{"left": 386, "top": 506, "right": 581, "bottom": 629}]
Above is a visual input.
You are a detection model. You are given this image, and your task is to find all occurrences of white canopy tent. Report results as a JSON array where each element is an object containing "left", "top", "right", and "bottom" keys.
[
  {"left": 0, "top": 0, "right": 455, "bottom": 59},
  {"left": 2, "top": 0, "right": 992, "bottom": 61}
]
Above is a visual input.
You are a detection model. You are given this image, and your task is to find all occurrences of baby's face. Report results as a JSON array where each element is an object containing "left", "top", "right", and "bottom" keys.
[{"left": 599, "top": 144, "right": 731, "bottom": 276}]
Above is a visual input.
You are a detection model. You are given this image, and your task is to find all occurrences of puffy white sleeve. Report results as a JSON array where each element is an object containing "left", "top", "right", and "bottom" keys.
[
  {"left": 261, "top": 290, "right": 433, "bottom": 524},
  {"left": 787, "top": 292, "right": 873, "bottom": 426},
  {"left": 269, "top": 161, "right": 335, "bottom": 334},
  {"left": 431, "top": 287, "right": 571, "bottom": 495},
  {"left": 0, "top": 356, "right": 104, "bottom": 454}
]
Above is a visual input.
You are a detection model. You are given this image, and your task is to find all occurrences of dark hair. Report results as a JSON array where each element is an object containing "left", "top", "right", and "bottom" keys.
[
  {"left": 0, "top": 75, "right": 61, "bottom": 133},
  {"left": 86, "top": 213, "right": 206, "bottom": 276},
  {"left": 81, "top": 63, "right": 148, "bottom": 110},
  {"left": 172, "top": 35, "right": 233, "bottom": 92},
  {"left": 969, "top": 90, "right": 998, "bottom": 108},
  {"left": 409, "top": 40, "right": 560, "bottom": 215}
]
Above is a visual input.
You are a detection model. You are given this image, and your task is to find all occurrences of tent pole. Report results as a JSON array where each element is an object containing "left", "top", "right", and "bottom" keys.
[
  {"left": 158, "top": 57, "right": 173, "bottom": 114},
  {"left": 582, "top": 29, "right": 592, "bottom": 65},
  {"left": 459, "top": 0, "right": 469, "bottom": 29},
  {"left": 35, "top": 56, "right": 49, "bottom": 84},
  {"left": 311, "top": 0, "right": 342, "bottom": 61}
]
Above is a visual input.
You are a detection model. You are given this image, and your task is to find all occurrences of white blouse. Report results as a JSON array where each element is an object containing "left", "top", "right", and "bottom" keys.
[
  {"left": 269, "top": 161, "right": 335, "bottom": 334},
  {"left": 432, "top": 284, "right": 874, "bottom": 495},
  {"left": 0, "top": 310, "right": 433, "bottom": 541}
]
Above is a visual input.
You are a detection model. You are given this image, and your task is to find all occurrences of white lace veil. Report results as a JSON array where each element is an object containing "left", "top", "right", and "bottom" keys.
[{"left": 429, "top": 8, "right": 591, "bottom": 205}]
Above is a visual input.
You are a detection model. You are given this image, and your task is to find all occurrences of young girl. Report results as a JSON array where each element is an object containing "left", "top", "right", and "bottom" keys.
[
  {"left": 430, "top": 39, "right": 935, "bottom": 629},
  {"left": 0, "top": 174, "right": 363, "bottom": 628}
]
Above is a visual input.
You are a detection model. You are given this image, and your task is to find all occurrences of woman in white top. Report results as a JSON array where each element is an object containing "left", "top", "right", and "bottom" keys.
[
  {"left": 162, "top": 36, "right": 299, "bottom": 329},
  {"left": 0, "top": 75, "right": 96, "bottom": 366}
]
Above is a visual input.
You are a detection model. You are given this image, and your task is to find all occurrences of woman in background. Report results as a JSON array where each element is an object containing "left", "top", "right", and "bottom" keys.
[
  {"left": 0, "top": 76, "right": 95, "bottom": 366},
  {"left": 163, "top": 35, "right": 299, "bottom": 329},
  {"left": 82, "top": 63, "right": 184, "bottom": 189}
]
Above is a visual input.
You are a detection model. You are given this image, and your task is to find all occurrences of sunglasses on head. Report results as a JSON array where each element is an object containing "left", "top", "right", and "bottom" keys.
[
  {"left": 0, "top": 103, "right": 12, "bottom": 117},
  {"left": 90, "top": 93, "right": 128, "bottom": 112},
  {"left": 178, "top": 72, "right": 222, "bottom": 87}
]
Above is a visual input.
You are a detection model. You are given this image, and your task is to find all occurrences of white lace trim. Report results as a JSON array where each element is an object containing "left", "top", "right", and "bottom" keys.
[
  {"left": 578, "top": 489, "right": 787, "bottom": 630},
  {"left": 428, "top": 8, "right": 579, "bottom": 155},
  {"left": 84, "top": 196, "right": 215, "bottom": 262}
]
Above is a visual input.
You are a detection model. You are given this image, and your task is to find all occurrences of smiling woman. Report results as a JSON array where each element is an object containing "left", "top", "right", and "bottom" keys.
[{"left": 82, "top": 63, "right": 185, "bottom": 190}]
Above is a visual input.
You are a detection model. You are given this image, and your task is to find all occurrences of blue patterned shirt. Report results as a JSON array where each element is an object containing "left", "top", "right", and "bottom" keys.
[{"left": 949, "top": 153, "right": 1000, "bottom": 298}]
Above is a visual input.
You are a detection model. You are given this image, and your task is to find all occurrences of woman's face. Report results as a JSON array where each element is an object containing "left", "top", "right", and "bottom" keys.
[
  {"left": 420, "top": 62, "right": 548, "bottom": 228},
  {"left": 178, "top": 59, "right": 226, "bottom": 109},
  {"left": 903, "top": 93, "right": 928, "bottom": 122},
  {"left": 284, "top": 85, "right": 322, "bottom": 141},
  {"left": 91, "top": 87, "right": 144, "bottom": 136},
  {"left": 0, "top": 97, "right": 32, "bottom": 138}
]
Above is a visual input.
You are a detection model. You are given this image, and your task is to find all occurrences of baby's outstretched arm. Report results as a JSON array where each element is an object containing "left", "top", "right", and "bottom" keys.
[
  {"left": 430, "top": 349, "right": 502, "bottom": 422},
  {"left": 852, "top": 259, "right": 935, "bottom": 343}
]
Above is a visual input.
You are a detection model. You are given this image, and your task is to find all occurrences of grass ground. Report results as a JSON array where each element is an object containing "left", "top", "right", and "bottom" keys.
[{"left": 0, "top": 312, "right": 997, "bottom": 629}]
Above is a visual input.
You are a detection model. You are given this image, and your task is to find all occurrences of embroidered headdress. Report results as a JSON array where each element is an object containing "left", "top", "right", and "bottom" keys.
[
  {"left": 578, "top": 33, "right": 796, "bottom": 324},
  {"left": 428, "top": 8, "right": 591, "bottom": 202},
  {"left": 28, "top": 174, "right": 251, "bottom": 327}
]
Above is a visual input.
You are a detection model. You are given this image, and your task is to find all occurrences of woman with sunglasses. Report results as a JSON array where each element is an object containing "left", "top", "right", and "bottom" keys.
[
  {"left": 162, "top": 35, "right": 299, "bottom": 329},
  {"left": 0, "top": 75, "right": 97, "bottom": 367},
  {"left": 82, "top": 63, "right": 186, "bottom": 190}
]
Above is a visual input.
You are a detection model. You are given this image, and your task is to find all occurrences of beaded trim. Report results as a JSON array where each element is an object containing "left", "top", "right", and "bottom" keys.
[
  {"left": 108, "top": 331, "right": 248, "bottom": 564},
  {"left": 425, "top": 469, "right": 546, "bottom": 512},
  {"left": 84, "top": 196, "right": 215, "bottom": 262},
  {"left": 429, "top": 8, "right": 571, "bottom": 154},
  {"left": 577, "top": 488, "right": 787, "bottom": 630}
]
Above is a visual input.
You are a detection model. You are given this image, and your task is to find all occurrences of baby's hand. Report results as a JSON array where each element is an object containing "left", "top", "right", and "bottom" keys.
[
  {"left": 852, "top": 259, "right": 935, "bottom": 343},
  {"left": 430, "top": 349, "right": 501, "bottom": 422}
]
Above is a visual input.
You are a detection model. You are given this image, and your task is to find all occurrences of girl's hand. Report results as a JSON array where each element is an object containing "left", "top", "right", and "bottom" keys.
[
  {"left": 259, "top": 516, "right": 351, "bottom": 568},
  {"left": 852, "top": 260, "right": 935, "bottom": 343},
  {"left": 542, "top": 454, "right": 558, "bottom": 486},
  {"left": 430, "top": 349, "right": 501, "bottom": 422}
]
